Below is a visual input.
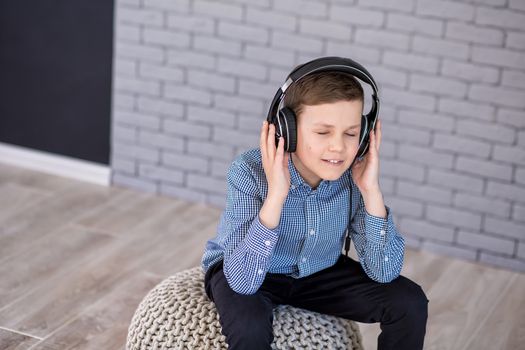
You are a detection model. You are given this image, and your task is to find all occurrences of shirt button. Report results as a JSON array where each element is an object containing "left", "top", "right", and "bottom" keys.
[
  {"left": 309, "top": 229, "right": 315, "bottom": 235},
  {"left": 257, "top": 269, "right": 263, "bottom": 275},
  {"left": 264, "top": 240, "right": 271, "bottom": 246},
  {"left": 384, "top": 256, "right": 389, "bottom": 262},
  {"left": 380, "top": 229, "right": 386, "bottom": 236},
  {"left": 302, "top": 257, "right": 307, "bottom": 263},
  {"left": 291, "top": 184, "right": 296, "bottom": 189}
]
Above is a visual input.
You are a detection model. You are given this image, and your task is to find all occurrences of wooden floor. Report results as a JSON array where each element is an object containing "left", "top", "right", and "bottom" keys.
[{"left": 0, "top": 162, "right": 523, "bottom": 350}]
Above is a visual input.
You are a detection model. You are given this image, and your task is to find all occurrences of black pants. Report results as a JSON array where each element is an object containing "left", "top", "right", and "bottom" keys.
[{"left": 204, "top": 254, "right": 429, "bottom": 350}]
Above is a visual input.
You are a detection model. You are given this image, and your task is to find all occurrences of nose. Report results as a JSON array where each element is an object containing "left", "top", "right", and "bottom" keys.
[{"left": 328, "top": 134, "right": 345, "bottom": 152}]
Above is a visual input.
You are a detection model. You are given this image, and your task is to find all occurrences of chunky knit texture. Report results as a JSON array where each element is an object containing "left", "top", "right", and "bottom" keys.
[{"left": 127, "top": 266, "right": 364, "bottom": 349}]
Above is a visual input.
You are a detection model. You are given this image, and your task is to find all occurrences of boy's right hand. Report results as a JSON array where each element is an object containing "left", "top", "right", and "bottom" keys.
[{"left": 260, "top": 120, "right": 291, "bottom": 202}]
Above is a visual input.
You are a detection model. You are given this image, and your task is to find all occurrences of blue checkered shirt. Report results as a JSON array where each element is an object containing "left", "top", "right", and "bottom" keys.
[{"left": 201, "top": 148, "right": 405, "bottom": 295}]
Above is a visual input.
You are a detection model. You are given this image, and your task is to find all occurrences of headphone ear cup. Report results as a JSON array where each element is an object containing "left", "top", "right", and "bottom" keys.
[
  {"left": 357, "top": 115, "right": 369, "bottom": 158},
  {"left": 277, "top": 107, "right": 297, "bottom": 153}
]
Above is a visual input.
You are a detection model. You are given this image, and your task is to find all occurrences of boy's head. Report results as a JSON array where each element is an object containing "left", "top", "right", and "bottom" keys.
[{"left": 283, "top": 71, "right": 365, "bottom": 189}]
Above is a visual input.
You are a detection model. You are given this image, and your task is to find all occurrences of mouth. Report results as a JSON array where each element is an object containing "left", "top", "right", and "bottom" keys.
[{"left": 322, "top": 159, "right": 344, "bottom": 166}]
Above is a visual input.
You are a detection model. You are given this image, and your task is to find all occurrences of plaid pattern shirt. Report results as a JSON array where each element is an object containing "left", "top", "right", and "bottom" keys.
[{"left": 201, "top": 148, "right": 405, "bottom": 295}]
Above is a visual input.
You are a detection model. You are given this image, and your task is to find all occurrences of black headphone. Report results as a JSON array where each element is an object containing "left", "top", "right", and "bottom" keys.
[{"left": 266, "top": 56, "right": 380, "bottom": 159}]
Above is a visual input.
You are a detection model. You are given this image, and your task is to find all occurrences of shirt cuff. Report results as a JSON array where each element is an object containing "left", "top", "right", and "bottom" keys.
[
  {"left": 244, "top": 214, "right": 279, "bottom": 256},
  {"left": 364, "top": 205, "right": 394, "bottom": 245}
]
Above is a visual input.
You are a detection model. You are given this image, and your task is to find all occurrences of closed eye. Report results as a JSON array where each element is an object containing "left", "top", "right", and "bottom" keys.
[{"left": 316, "top": 132, "right": 356, "bottom": 137}]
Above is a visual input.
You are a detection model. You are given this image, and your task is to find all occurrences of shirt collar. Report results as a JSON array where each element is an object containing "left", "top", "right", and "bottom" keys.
[{"left": 288, "top": 154, "right": 348, "bottom": 194}]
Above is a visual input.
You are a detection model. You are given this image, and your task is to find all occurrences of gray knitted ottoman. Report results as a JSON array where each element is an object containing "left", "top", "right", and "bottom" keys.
[{"left": 127, "top": 266, "right": 364, "bottom": 349}]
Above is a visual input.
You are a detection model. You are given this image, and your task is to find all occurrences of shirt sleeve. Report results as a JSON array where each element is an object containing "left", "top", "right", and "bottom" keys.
[
  {"left": 350, "top": 190, "right": 405, "bottom": 283},
  {"left": 219, "top": 160, "right": 280, "bottom": 295}
]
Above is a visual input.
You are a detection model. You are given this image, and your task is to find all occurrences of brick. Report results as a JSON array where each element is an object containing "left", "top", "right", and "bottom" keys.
[
  {"left": 164, "top": 120, "right": 212, "bottom": 139},
  {"left": 187, "top": 106, "right": 236, "bottom": 127},
  {"left": 397, "top": 180, "right": 453, "bottom": 205},
  {"left": 187, "top": 173, "right": 228, "bottom": 195},
  {"left": 164, "top": 84, "right": 212, "bottom": 106},
  {"left": 360, "top": 0, "right": 414, "bottom": 13},
  {"left": 113, "top": 93, "right": 135, "bottom": 109},
  {"left": 382, "top": 52, "right": 439, "bottom": 74},
  {"left": 514, "top": 203, "right": 525, "bottom": 222},
  {"left": 386, "top": 13, "right": 443, "bottom": 36},
  {"left": 398, "top": 109, "right": 455, "bottom": 132},
  {"left": 410, "top": 74, "right": 468, "bottom": 98},
  {"left": 187, "top": 140, "right": 234, "bottom": 161},
  {"left": 218, "top": 21, "right": 269, "bottom": 44},
  {"left": 113, "top": 143, "right": 160, "bottom": 162},
  {"left": 112, "top": 158, "right": 135, "bottom": 174},
  {"left": 476, "top": 7, "right": 525, "bottom": 31},
  {"left": 428, "top": 169, "right": 484, "bottom": 194},
  {"left": 413, "top": 36, "right": 469, "bottom": 60},
  {"left": 167, "top": 14, "right": 214, "bottom": 34},
  {"left": 502, "top": 69, "right": 525, "bottom": 90},
  {"left": 454, "top": 192, "right": 511, "bottom": 218},
  {"left": 416, "top": 0, "right": 475, "bottom": 21},
  {"left": 438, "top": 98, "right": 495, "bottom": 122},
  {"left": 445, "top": 22, "right": 504, "bottom": 45},
  {"left": 213, "top": 126, "right": 259, "bottom": 148},
  {"left": 217, "top": 57, "right": 267, "bottom": 80},
  {"left": 138, "top": 129, "right": 184, "bottom": 151},
  {"left": 325, "top": 42, "right": 382, "bottom": 64},
  {"left": 142, "top": 28, "right": 190, "bottom": 48},
  {"left": 456, "top": 155, "right": 513, "bottom": 181},
  {"left": 484, "top": 216, "right": 525, "bottom": 240},
  {"left": 193, "top": 1, "right": 243, "bottom": 21},
  {"left": 239, "top": 80, "right": 277, "bottom": 100},
  {"left": 381, "top": 87, "right": 437, "bottom": 111},
  {"left": 114, "top": 59, "right": 137, "bottom": 76},
  {"left": 421, "top": 241, "right": 477, "bottom": 262},
  {"left": 509, "top": 0, "right": 525, "bottom": 10},
  {"left": 367, "top": 65, "right": 408, "bottom": 88},
  {"left": 113, "top": 124, "right": 137, "bottom": 143},
  {"left": 400, "top": 218, "right": 455, "bottom": 242},
  {"left": 487, "top": 181, "right": 525, "bottom": 203},
  {"left": 517, "top": 167, "right": 525, "bottom": 186},
  {"left": 112, "top": 172, "right": 158, "bottom": 194},
  {"left": 479, "top": 252, "right": 525, "bottom": 273},
  {"left": 493, "top": 145, "right": 525, "bottom": 166},
  {"left": 271, "top": 31, "right": 323, "bottom": 54},
  {"left": 244, "top": 45, "right": 295, "bottom": 68},
  {"left": 214, "top": 93, "right": 265, "bottom": 114},
  {"left": 433, "top": 133, "right": 491, "bottom": 158},
  {"left": 457, "top": 120, "right": 515, "bottom": 145},
  {"left": 114, "top": 76, "right": 161, "bottom": 96},
  {"left": 139, "top": 163, "right": 185, "bottom": 182},
  {"left": 355, "top": 28, "right": 410, "bottom": 50},
  {"left": 187, "top": 70, "right": 236, "bottom": 93},
  {"left": 384, "top": 196, "right": 424, "bottom": 218},
  {"left": 116, "top": 7, "right": 163, "bottom": 26},
  {"left": 273, "top": 0, "right": 328, "bottom": 17},
  {"left": 115, "top": 24, "right": 140, "bottom": 42},
  {"left": 497, "top": 108, "right": 525, "bottom": 128},
  {"left": 441, "top": 59, "right": 499, "bottom": 84},
  {"left": 116, "top": 42, "right": 164, "bottom": 63},
  {"left": 193, "top": 35, "right": 242, "bottom": 57},
  {"left": 167, "top": 51, "right": 215, "bottom": 69},
  {"left": 382, "top": 159, "right": 425, "bottom": 182},
  {"left": 299, "top": 18, "right": 351, "bottom": 40},
  {"left": 381, "top": 123, "right": 431, "bottom": 145},
  {"left": 457, "top": 230, "right": 515, "bottom": 255},
  {"left": 211, "top": 159, "right": 231, "bottom": 177},
  {"left": 427, "top": 204, "right": 482, "bottom": 230},
  {"left": 115, "top": 111, "right": 161, "bottom": 130},
  {"left": 143, "top": 0, "right": 189, "bottom": 12},
  {"left": 506, "top": 31, "right": 525, "bottom": 50},
  {"left": 399, "top": 144, "right": 454, "bottom": 169},
  {"left": 472, "top": 46, "right": 525, "bottom": 70},
  {"left": 238, "top": 115, "right": 268, "bottom": 134},
  {"left": 139, "top": 63, "right": 184, "bottom": 82},
  {"left": 162, "top": 151, "right": 208, "bottom": 172},
  {"left": 469, "top": 84, "right": 525, "bottom": 109},
  {"left": 330, "top": 5, "right": 384, "bottom": 27},
  {"left": 245, "top": 7, "right": 297, "bottom": 31},
  {"left": 518, "top": 241, "right": 525, "bottom": 260},
  {"left": 137, "top": 96, "right": 184, "bottom": 118}
]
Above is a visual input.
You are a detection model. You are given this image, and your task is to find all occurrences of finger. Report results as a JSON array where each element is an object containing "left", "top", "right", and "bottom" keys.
[
  {"left": 267, "top": 123, "right": 276, "bottom": 160},
  {"left": 276, "top": 136, "right": 284, "bottom": 162},
  {"left": 376, "top": 120, "right": 381, "bottom": 151},
  {"left": 260, "top": 121, "right": 268, "bottom": 159}
]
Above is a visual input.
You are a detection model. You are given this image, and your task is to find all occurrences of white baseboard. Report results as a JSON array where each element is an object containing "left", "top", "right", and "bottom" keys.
[{"left": 0, "top": 142, "right": 110, "bottom": 186}]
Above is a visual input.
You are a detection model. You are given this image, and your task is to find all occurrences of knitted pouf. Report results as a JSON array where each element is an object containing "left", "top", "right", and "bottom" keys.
[{"left": 127, "top": 266, "right": 364, "bottom": 350}]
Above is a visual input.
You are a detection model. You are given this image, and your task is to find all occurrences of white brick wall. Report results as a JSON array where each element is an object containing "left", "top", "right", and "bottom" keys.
[{"left": 111, "top": 0, "right": 525, "bottom": 272}]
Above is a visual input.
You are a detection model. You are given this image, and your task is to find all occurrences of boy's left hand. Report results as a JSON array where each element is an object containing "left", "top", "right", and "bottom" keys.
[{"left": 351, "top": 119, "right": 382, "bottom": 194}]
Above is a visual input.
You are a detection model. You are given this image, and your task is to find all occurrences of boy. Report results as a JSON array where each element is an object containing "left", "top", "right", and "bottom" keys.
[{"left": 201, "top": 66, "right": 429, "bottom": 349}]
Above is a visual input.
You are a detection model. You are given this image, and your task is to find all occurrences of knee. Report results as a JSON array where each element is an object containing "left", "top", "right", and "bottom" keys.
[{"left": 387, "top": 277, "right": 429, "bottom": 323}]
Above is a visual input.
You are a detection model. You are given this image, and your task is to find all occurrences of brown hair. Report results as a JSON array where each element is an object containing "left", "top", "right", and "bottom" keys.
[{"left": 283, "top": 71, "right": 364, "bottom": 119}]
